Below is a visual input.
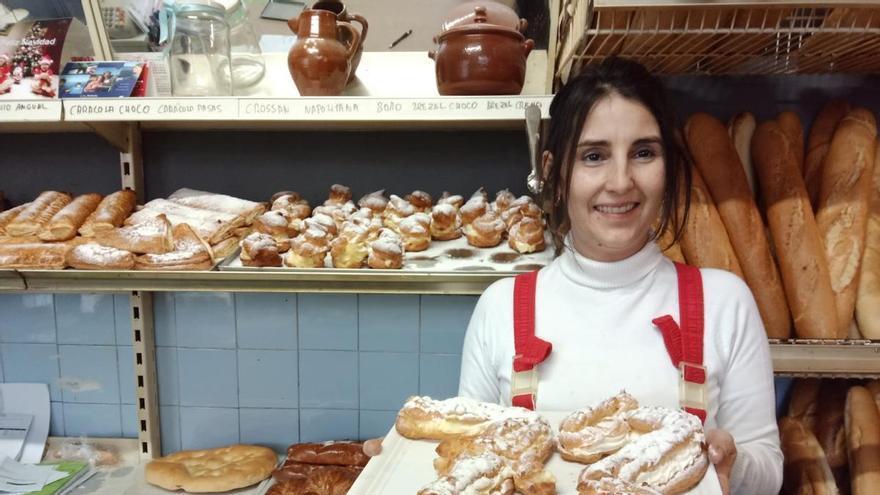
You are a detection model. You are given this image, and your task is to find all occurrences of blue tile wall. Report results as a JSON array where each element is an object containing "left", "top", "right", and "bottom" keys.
[
  {"left": 175, "top": 293, "right": 236, "bottom": 349},
  {"left": 0, "top": 294, "right": 56, "bottom": 343},
  {"left": 63, "top": 403, "right": 122, "bottom": 437},
  {"left": 299, "top": 350, "right": 358, "bottom": 409},
  {"left": 419, "top": 354, "right": 462, "bottom": 399},
  {"left": 236, "top": 294, "right": 297, "bottom": 350},
  {"left": 300, "top": 409, "right": 358, "bottom": 442},
  {"left": 238, "top": 350, "right": 298, "bottom": 408},
  {"left": 114, "top": 294, "right": 132, "bottom": 346},
  {"left": 420, "top": 296, "right": 478, "bottom": 354},
  {"left": 240, "top": 408, "right": 299, "bottom": 451},
  {"left": 56, "top": 295, "right": 116, "bottom": 345},
  {"left": 160, "top": 405, "right": 181, "bottom": 455},
  {"left": 117, "top": 346, "right": 135, "bottom": 405},
  {"left": 359, "top": 295, "right": 419, "bottom": 352},
  {"left": 180, "top": 407, "right": 239, "bottom": 450},
  {"left": 1, "top": 343, "right": 62, "bottom": 401},
  {"left": 177, "top": 349, "right": 238, "bottom": 408},
  {"left": 359, "top": 352, "right": 418, "bottom": 411},
  {"left": 298, "top": 294, "right": 358, "bottom": 351},
  {"left": 156, "top": 347, "right": 180, "bottom": 405},
  {"left": 154, "top": 293, "right": 177, "bottom": 347},
  {"left": 58, "top": 345, "right": 120, "bottom": 404},
  {"left": 359, "top": 410, "right": 397, "bottom": 440},
  {"left": 50, "top": 402, "right": 65, "bottom": 436},
  {"left": 121, "top": 404, "right": 138, "bottom": 438}
]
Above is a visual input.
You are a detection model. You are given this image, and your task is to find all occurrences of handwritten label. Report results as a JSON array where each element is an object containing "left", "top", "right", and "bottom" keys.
[
  {"left": 65, "top": 98, "right": 236, "bottom": 121},
  {"left": 0, "top": 100, "right": 62, "bottom": 122},
  {"left": 239, "top": 99, "right": 293, "bottom": 118}
]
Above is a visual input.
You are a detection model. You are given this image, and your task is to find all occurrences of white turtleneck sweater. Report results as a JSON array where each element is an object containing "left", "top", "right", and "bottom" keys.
[{"left": 459, "top": 241, "right": 783, "bottom": 495}]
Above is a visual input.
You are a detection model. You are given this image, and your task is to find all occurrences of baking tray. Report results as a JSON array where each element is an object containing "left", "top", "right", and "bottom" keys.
[
  {"left": 219, "top": 234, "right": 556, "bottom": 273},
  {"left": 348, "top": 411, "right": 722, "bottom": 495}
]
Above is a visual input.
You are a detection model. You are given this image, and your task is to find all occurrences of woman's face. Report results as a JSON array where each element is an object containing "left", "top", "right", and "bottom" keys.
[{"left": 565, "top": 92, "right": 665, "bottom": 262}]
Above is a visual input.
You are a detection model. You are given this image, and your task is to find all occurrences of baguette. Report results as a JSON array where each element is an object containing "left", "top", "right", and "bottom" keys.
[
  {"left": 0, "top": 242, "right": 69, "bottom": 269},
  {"left": 39, "top": 193, "right": 102, "bottom": 241},
  {"left": 806, "top": 100, "right": 851, "bottom": 210},
  {"left": 0, "top": 203, "right": 28, "bottom": 235},
  {"left": 778, "top": 111, "right": 806, "bottom": 174},
  {"left": 865, "top": 380, "right": 880, "bottom": 412},
  {"left": 816, "top": 109, "right": 877, "bottom": 339},
  {"left": 780, "top": 417, "right": 840, "bottom": 495},
  {"left": 845, "top": 386, "right": 880, "bottom": 495},
  {"left": 788, "top": 378, "right": 822, "bottom": 432},
  {"left": 752, "top": 120, "right": 838, "bottom": 339},
  {"left": 79, "top": 190, "right": 137, "bottom": 236},
  {"left": 678, "top": 166, "right": 744, "bottom": 279},
  {"left": 728, "top": 112, "right": 758, "bottom": 196},
  {"left": 687, "top": 113, "right": 790, "bottom": 339},
  {"left": 815, "top": 380, "right": 851, "bottom": 490},
  {"left": 856, "top": 138, "right": 880, "bottom": 339},
  {"left": 5, "top": 191, "right": 72, "bottom": 237}
]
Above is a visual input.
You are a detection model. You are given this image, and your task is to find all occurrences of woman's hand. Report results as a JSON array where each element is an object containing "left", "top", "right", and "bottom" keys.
[
  {"left": 362, "top": 437, "right": 384, "bottom": 457},
  {"left": 705, "top": 429, "right": 737, "bottom": 495}
]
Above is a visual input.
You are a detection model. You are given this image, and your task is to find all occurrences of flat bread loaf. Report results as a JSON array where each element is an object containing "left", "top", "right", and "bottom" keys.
[{"left": 145, "top": 444, "right": 277, "bottom": 493}]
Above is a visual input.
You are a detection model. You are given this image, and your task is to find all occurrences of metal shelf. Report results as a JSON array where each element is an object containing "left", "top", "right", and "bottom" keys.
[
  {"left": 770, "top": 340, "right": 880, "bottom": 378},
  {"left": 0, "top": 268, "right": 509, "bottom": 295},
  {"left": 555, "top": 1, "right": 880, "bottom": 83}
]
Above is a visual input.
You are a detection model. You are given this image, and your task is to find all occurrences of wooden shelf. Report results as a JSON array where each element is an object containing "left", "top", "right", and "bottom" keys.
[{"left": 770, "top": 340, "right": 880, "bottom": 378}]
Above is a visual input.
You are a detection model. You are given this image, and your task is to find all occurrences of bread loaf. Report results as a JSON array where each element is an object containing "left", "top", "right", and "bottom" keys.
[
  {"left": 5, "top": 191, "right": 72, "bottom": 237},
  {"left": 816, "top": 109, "right": 877, "bottom": 339},
  {"left": 815, "top": 380, "right": 851, "bottom": 491},
  {"left": 856, "top": 138, "right": 880, "bottom": 339},
  {"left": 39, "top": 193, "right": 102, "bottom": 241},
  {"left": 0, "top": 242, "right": 69, "bottom": 269},
  {"left": 845, "top": 386, "right": 880, "bottom": 495},
  {"left": 780, "top": 417, "right": 840, "bottom": 495},
  {"left": 788, "top": 378, "right": 822, "bottom": 432},
  {"left": 677, "top": 166, "right": 744, "bottom": 279},
  {"left": 79, "top": 190, "right": 137, "bottom": 236},
  {"left": 751, "top": 120, "right": 838, "bottom": 339},
  {"left": 865, "top": 380, "right": 880, "bottom": 412},
  {"left": 806, "top": 100, "right": 851, "bottom": 209},
  {"left": 728, "top": 112, "right": 758, "bottom": 196},
  {"left": 0, "top": 203, "right": 28, "bottom": 235},
  {"left": 778, "top": 111, "right": 805, "bottom": 174},
  {"left": 687, "top": 113, "right": 790, "bottom": 339}
]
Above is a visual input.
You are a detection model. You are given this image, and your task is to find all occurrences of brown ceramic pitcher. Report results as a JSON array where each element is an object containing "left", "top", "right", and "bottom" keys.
[
  {"left": 287, "top": 9, "right": 360, "bottom": 96},
  {"left": 311, "top": 1, "right": 368, "bottom": 83}
]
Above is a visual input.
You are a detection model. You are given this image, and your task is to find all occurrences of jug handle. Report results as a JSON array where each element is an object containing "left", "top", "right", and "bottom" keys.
[
  {"left": 346, "top": 13, "right": 368, "bottom": 54},
  {"left": 337, "top": 21, "right": 361, "bottom": 63}
]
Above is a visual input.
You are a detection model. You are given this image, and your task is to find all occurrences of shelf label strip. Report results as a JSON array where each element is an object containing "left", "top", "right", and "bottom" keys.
[
  {"left": 0, "top": 100, "right": 62, "bottom": 122},
  {"left": 64, "top": 98, "right": 237, "bottom": 121}
]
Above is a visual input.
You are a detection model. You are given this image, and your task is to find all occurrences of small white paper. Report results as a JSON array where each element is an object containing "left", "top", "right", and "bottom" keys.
[
  {"left": 0, "top": 414, "right": 32, "bottom": 461},
  {"left": 0, "top": 456, "right": 52, "bottom": 493},
  {"left": 0, "top": 384, "right": 51, "bottom": 464}
]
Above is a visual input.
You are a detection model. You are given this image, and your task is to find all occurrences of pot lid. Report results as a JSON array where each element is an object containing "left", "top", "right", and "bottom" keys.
[
  {"left": 442, "top": 1, "right": 526, "bottom": 33},
  {"left": 437, "top": 6, "right": 524, "bottom": 40}
]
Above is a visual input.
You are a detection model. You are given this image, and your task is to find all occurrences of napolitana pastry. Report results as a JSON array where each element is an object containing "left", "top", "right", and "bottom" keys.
[
  {"left": 67, "top": 243, "right": 135, "bottom": 270},
  {"left": 79, "top": 190, "right": 137, "bottom": 236},
  {"left": 367, "top": 228, "right": 404, "bottom": 269},
  {"left": 5, "top": 191, "right": 72, "bottom": 237},
  {"left": 95, "top": 214, "right": 173, "bottom": 254},
  {"left": 431, "top": 203, "right": 462, "bottom": 241},
  {"left": 145, "top": 444, "right": 276, "bottom": 493},
  {"left": 0, "top": 242, "right": 69, "bottom": 269},
  {"left": 168, "top": 188, "right": 266, "bottom": 223},
  {"left": 508, "top": 217, "right": 545, "bottom": 254},
  {"left": 39, "top": 193, "right": 102, "bottom": 241},
  {"left": 135, "top": 223, "right": 214, "bottom": 271},
  {"left": 398, "top": 213, "right": 431, "bottom": 252},
  {"left": 465, "top": 212, "right": 505, "bottom": 248},
  {"left": 241, "top": 232, "right": 282, "bottom": 267}
]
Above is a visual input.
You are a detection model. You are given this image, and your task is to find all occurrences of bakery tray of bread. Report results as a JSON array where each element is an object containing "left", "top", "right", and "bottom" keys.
[
  {"left": 221, "top": 184, "right": 553, "bottom": 273},
  {"left": 0, "top": 188, "right": 264, "bottom": 272},
  {"left": 351, "top": 394, "right": 721, "bottom": 495}
]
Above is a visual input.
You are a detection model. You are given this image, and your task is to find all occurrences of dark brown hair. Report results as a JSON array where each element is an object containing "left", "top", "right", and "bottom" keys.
[{"left": 541, "top": 57, "right": 691, "bottom": 254}]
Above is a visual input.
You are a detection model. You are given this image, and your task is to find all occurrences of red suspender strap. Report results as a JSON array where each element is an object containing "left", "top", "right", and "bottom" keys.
[
  {"left": 511, "top": 270, "right": 552, "bottom": 410},
  {"left": 651, "top": 262, "right": 707, "bottom": 423}
]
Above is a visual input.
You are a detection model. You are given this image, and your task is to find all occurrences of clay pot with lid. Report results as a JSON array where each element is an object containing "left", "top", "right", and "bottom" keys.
[
  {"left": 287, "top": 8, "right": 360, "bottom": 96},
  {"left": 310, "top": 0, "right": 368, "bottom": 83},
  {"left": 429, "top": 6, "right": 534, "bottom": 96},
  {"left": 441, "top": 0, "right": 527, "bottom": 34}
]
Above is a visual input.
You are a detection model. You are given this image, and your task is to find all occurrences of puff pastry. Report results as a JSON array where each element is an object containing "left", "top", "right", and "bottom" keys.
[
  {"left": 126, "top": 198, "right": 244, "bottom": 244},
  {"left": 5, "top": 191, "right": 72, "bottom": 237},
  {"left": 135, "top": 223, "right": 214, "bottom": 270},
  {"left": 168, "top": 188, "right": 266, "bottom": 223},
  {"left": 39, "top": 193, "right": 102, "bottom": 241},
  {"left": 96, "top": 214, "right": 173, "bottom": 254},
  {"left": 0, "top": 242, "right": 69, "bottom": 269},
  {"left": 0, "top": 203, "right": 29, "bottom": 235},
  {"left": 67, "top": 243, "right": 135, "bottom": 270},
  {"left": 79, "top": 190, "right": 137, "bottom": 236}
]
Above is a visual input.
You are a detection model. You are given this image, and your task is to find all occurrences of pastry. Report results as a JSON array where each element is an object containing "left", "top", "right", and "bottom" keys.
[
  {"left": 0, "top": 203, "right": 28, "bottom": 235},
  {"left": 395, "top": 395, "right": 514, "bottom": 440},
  {"left": 267, "top": 466, "right": 358, "bottom": 495},
  {"left": 382, "top": 195, "right": 415, "bottom": 232},
  {"left": 125, "top": 198, "right": 245, "bottom": 244},
  {"left": 0, "top": 242, "right": 69, "bottom": 269},
  {"left": 805, "top": 99, "right": 851, "bottom": 209},
  {"left": 508, "top": 217, "right": 545, "bottom": 253},
  {"left": 135, "top": 223, "right": 214, "bottom": 271},
  {"left": 272, "top": 194, "right": 311, "bottom": 220},
  {"left": 358, "top": 189, "right": 388, "bottom": 216},
  {"left": 39, "top": 193, "right": 102, "bottom": 241},
  {"left": 470, "top": 187, "right": 489, "bottom": 201},
  {"left": 367, "top": 228, "right": 404, "bottom": 269},
  {"left": 5, "top": 191, "right": 72, "bottom": 237},
  {"left": 846, "top": 386, "right": 880, "bottom": 495},
  {"left": 577, "top": 407, "right": 708, "bottom": 495},
  {"left": 330, "top": 222, "right": 369, "bottom": 268},
  {"left": 398, "top": 213, "right": 431, "bottom": 252},
  {"left": 557, "top": 392, "right": 639, "bottom": 463},
  {"left": 211, "top": 236, "right": 241, "bottom": 260},
  {"left": 431, "top": 203, "right": 462, "bottom": 241},
  {"left": 240, "top": 232, "right": 282, "bottom": 267},
  {"left": 857, "top": 138, "right": 880, "bottom": 339},
  {"left": 438, "top": 192, "right": 464, "bottom": 209},
  {"left": 418, "top": 452, "right": 515, "bottom": 495},
  {"left": 255, "top": 210, "right": 295, "bottom": 238},
  {"left": 460, "top": 197, "right": 488, "bottom": 226},
  {"left": 271, "top": 191, "right": 301, "bottom": 204},
  {"left": 494, "top": 189, "right": 516, "bottom": 212},
  {"left": 465, "top": 212, "right": 505, "bottom": 248},
  {"left": 286, "top": 441, "right": 369, "bottom": 467},
  {"left": 502, "top": 198, "right": 544, "bottom": 231},
  {"left": 780, "top": 417, "right": 839, "bottom": 495},
  {"left": 324, "top": 184, "right": 352, "bottom": 206},
  {"left": 407, "top": 190, "right": 433, "bottom": 213},
  {"left": 285, "top": 227, "right": 332, "bottom": 268},
  {"left": 95, "top": 214, "right": 173, "bottom": 254},
  {"left": 79, "top": 190, "right": 137, "bottom": 236},
  {"left": 145, "top": 444, "right": 276, "bottom": 493},
  {"left": 305, "top": 213, "right": 338, "bottom": 236},
  {"left": 67, "top": 243, "right": 135, "bottom": 270},
  {"left": 169, "top": 188, "right": 266, "bottom": 223}
]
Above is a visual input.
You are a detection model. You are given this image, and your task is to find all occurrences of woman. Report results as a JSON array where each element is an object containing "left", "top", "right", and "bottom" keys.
[{"left": 458, "top": 58, "right": 782, "bottom": 494}]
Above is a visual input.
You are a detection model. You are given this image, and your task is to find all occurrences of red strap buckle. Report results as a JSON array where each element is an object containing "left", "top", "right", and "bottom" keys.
[{"left": 511, "top": 271, "right": 552, "bottom": 410}]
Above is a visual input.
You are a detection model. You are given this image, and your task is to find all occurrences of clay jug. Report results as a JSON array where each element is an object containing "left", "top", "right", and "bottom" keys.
[
  {"left": 311, "top": 1, "right": 368, "bottom": 83},
  {"left": 287, "top": 9, "right": 360, "bottom": 96}
]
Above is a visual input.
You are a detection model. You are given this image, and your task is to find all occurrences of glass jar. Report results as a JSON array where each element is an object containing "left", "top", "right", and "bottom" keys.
[
  {"left": 223, "top": 0, "right": 265, "bottom": 90},
  {"left": 169, "top": 2, "right": 232, "bottom": 96}
]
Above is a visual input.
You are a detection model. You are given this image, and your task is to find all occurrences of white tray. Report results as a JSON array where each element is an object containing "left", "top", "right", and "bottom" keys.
[
  {"left": 219, "top": 233, "right": 555, "bottom": 273},
  {"left": 349, "top": 411, "right": 722, "bottom": 495}
]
